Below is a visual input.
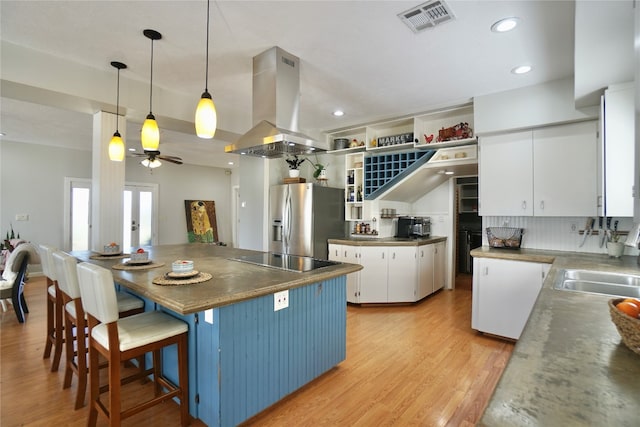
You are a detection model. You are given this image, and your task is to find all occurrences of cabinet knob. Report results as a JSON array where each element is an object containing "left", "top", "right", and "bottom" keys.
[
  {"left": 540, "top": 200, "right": 545, "bottom": 210},
  {"left": 522, "top": 200, "right": 527, "bottom": 210}
]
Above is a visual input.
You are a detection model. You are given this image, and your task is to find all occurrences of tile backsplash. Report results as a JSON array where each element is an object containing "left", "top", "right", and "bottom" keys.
[{"left": 482, "top": 216, "right": 639, "bottom": 257}]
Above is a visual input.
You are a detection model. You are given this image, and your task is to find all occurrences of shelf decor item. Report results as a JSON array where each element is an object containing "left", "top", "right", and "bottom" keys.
[
  {"left": 376, "top": 132, "right": 414, "bottom": 147},
  {"left": 437, "top": 122, "right": 473, "bottom": 142}
]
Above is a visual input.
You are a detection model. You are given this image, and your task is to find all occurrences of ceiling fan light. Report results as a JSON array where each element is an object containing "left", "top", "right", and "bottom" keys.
[
  {"left": 141, "top": 113, "right": 160, "bottom": 151},
  {"left": 109, "top": 131, "right": 125, "bottom": 161},
  {"left": 141, "top": 158, "right": 162, "bottom": 168},
  {"left": 195, "top": 91, "right": 217, "bottom": 139}
]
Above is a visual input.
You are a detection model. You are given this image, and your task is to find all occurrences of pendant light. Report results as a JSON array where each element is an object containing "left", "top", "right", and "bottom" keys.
[
  {"left": 109, "top": 61, "right": 127, "bottom": 161},
  {"left": 195, "top": 0, "right": 217, "bottom": 139},
  {"left": 141, "top": 29, "right": 162, "bottom": 151}
]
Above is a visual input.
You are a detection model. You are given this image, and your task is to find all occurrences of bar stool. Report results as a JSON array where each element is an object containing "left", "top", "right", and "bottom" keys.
[
  {"left": 52, "top": 250, "right": 146, "bottom": 410},
  {"left": 76, "top": 262, "right": 189, "bottom": 426},
  {"left": 39, "top": 244, "right": 63, "bottom": 372}
]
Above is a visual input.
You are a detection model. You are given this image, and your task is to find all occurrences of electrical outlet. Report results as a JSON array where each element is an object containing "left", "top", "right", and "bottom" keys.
[
  {"left": 570, "top": 223, "right": 577, "bottom": 233},
  {"left": 274, "top": 290, "right": 289, "bottom": 311},
  {"left": 15, "top": 214, "right": 29, "bottom": 221}
]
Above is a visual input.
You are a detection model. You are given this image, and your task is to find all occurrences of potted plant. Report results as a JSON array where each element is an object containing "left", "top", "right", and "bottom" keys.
[
  {"left": 285, "top": 155, "right": 306, "bottom": 178},
  {"left": 307, "top": 154, "right": 329, "bottom": 180},
  {"left": 607, "top": 226, "right": 624, "bottom": 258}
]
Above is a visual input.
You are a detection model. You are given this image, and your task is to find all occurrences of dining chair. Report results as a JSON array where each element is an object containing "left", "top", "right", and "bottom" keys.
[
  {"left": 76, "top": 262, "right": 190, "bottom": 426},
  {"left": 39, "top": 244, "right": 64, "bottom": 372},
  {"left": 52, "top": 250, "right": 146, "bottom": 410},
  {"left": 0, "top": 242, "right": 40, "bottom": 322}
]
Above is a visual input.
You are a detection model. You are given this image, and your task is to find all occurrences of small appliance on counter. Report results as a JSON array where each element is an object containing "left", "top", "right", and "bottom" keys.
[{"left": 395, "top": 216, "right": 431, "bottom": 239}]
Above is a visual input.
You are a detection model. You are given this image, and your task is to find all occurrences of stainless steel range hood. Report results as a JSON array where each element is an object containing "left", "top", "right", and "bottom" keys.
[{"left": 225, "top": 47, "right": 326, "bottom": 158}]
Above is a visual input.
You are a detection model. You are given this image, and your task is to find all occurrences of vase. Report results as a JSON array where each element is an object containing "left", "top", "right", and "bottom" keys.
[
  {"left": 288, "top": 169, "right": 300, "bottom": 178},
  {"left": 318, "top": 169, "right": 327, "bottom": 179},
  {"left": 607, "top": 242, "right": 624, "bottom": 258}
]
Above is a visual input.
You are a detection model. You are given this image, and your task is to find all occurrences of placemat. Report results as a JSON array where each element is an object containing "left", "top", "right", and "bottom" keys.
[
  {"left": 90, "top": 253, "right": 129, "bottom": 260},
  {"left": 152, "top": 272, "right": 212, "bottom": 286},
  {"left": 112, "top": 261, "right": 165, "bottom": 271}
]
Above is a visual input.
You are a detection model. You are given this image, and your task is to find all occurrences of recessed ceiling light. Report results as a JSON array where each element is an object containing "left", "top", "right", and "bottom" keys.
[
  {"left": 491, "top": 17, "right": 520, "bottom": 33},
  {"left": 128, "top": 148, "right": 136, "bottom": 152},
  {"left": 228, "top": 161, "right": 234, "bottom": 165},
  {"left": 511, "top": 65, "right": 532, "bottom": 75},
  {"left": 332, "top": 110, "right": 345, "bottom": 117}
]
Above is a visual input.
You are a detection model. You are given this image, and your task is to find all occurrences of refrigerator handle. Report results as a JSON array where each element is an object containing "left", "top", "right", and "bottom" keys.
[{"left": 283, "top": 188, "right": 291, "bottom": 251}]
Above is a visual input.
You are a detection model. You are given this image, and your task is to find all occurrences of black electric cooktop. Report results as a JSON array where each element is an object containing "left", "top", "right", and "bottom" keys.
[{"left": 229, "top": 253, "right": 340, "bottom": 273}]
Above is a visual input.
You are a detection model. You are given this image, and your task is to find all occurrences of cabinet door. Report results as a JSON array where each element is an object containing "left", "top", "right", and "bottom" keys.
[
  {"left": 472, "top": 258, "right": 545, "bottom": 340},
  {"left": 533, "top": 121, "right": 597, "bottom": 216},
  {"left": 359, "top": 246, "right": 388, "bottom": 303},
  {"left": 479, "top": 130, "right": 533, "bottom": 216},
  {"left": 433, "top": 242, "right": 446, "bottom": 292},
  {"left": 329, "top": 244, "right": 361, "bottom": 303},
  {"left": 417, "top": 244, "right": 434, "bottom": 299},
  {"left": 387, "top": 246, "right": 417, "bottom": 302},
  {"left": 604, "top": 84, "right": 634, "bottom": 217}
]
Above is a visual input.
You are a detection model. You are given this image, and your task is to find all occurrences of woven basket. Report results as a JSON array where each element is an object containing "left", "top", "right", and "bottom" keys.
[{"left": 608, "top": 298, "right": 640, "bottom": 356}]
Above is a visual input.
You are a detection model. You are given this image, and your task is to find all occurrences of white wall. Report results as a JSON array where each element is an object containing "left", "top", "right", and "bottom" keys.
[
  {"left": 1, "top": 140, "right": 233, "bottom": 251},
  {"left": 125, "top": 160, "right": 233, "bottom": 245},
  {"left": 474, "top": 77, "right": 599, "bottom": 135},
  {"left": 1, "top": 140, "right": 91, "bottom": 248}
]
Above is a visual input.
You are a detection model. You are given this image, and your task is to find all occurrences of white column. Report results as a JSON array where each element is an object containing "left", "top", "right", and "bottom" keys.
[{"left": 91, "top": 111, "right": 125, "bottom": 252}]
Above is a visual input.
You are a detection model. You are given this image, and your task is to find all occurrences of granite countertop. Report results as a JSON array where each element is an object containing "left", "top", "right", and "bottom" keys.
[
  {"left": 328, "top": 236, "right": 447, "bottom": 246},
  {"left": 472, "top": 246, "right": 640, "bottom": 426},
  {"left": 73, "top": 244, "right": 362, "bottom": 315}
]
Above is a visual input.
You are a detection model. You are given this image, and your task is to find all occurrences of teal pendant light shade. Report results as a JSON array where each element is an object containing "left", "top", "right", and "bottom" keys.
[
  {"left": 141, "top": 29, "right": 162, "bottom": 151},
  {"left": 195, "top": 0, "right": 217, "bottom": 139},
  {"left": 109, "top": 61, "right": 127, "bottom": 161}
]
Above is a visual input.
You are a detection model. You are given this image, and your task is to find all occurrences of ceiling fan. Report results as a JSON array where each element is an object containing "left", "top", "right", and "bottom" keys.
[{"left": 131, "top": 150, "right": 183, "bottom": 168}]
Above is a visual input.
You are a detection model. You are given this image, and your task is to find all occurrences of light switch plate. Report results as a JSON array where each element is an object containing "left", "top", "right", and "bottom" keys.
[{"left": 274, "top": 290, "right": 289, "bottom": 311}]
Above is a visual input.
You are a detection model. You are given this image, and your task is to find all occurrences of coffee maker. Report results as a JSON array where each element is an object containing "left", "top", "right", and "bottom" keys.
[{"left": 396, "top": 216, "right": 431, "bottom": 239}]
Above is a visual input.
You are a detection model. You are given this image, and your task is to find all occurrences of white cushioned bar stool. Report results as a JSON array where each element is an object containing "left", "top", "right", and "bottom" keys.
[
  {"left": 52, "top": 251, "right": 145, "bottom": 410},
  {"left": 76, "top": 262, "right": 190, "bottom": 426},
  {"left": 39, "top": 244, "right": 64, "bottom": 372}
]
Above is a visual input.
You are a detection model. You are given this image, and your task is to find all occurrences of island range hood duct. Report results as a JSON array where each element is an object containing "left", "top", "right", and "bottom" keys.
[{"left": 225, "top": 47, "right": 326, "bottom": 158}]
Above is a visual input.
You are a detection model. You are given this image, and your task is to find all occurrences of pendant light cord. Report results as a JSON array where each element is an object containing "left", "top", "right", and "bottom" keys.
[
  {"left": 149, "top": 38, "right": 154, "bottom": 113},
  {"left": 205, "top": 0, "right": 210, "bottom": 91},
  {"left": 115, "top": 68, "right": 120, "bottom": 132}
]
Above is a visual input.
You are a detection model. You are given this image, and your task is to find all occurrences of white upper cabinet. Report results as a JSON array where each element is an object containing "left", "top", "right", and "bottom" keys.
[
  {"left": 533, "top": 121, "right": 598, "bottom": 216},
  {"left": 479, "top": 121, "right": 598, "bottom": 217},
  {"left": 479, "top": 130, "right": 534, "bottom": 216},
  {"left": 602, "top": 83, "right": 634, "bottom": 217}
]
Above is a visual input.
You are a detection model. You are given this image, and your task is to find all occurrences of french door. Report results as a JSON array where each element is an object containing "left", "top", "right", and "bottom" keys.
[{"left": 64, "top": 178, "right": 92, "bottom": 251}]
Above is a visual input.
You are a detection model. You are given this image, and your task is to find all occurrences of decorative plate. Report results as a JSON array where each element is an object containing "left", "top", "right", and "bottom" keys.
[{"left": 166, "top": 270, "right": 199, "bottom": 279}]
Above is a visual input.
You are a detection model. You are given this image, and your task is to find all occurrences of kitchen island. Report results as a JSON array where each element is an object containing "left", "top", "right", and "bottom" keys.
[
  {"left": 472, "top": 247, "right": 640, "bottom": 426},
  {"left": 74, "top": 244, "right": 362, "bottom": 427}
]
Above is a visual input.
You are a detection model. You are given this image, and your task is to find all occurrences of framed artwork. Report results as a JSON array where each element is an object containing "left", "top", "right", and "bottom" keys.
[{"left": 184, "top": 200, "right": 218, "bottom": 243}]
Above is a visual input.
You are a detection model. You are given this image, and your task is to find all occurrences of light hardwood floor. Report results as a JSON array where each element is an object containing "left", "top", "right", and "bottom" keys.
[{"left": 1, "top": 275, "right": 513, "bottom": 426}]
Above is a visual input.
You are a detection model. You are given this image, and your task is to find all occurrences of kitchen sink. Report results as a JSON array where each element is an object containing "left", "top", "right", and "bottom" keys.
[{"left": 553, "top": 269, "right": 640, "bottom": 298}]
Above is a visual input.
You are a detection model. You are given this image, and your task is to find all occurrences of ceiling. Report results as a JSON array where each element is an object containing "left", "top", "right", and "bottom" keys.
[{"left": 0, "top": 1, "right": 632, "bottom": 168}]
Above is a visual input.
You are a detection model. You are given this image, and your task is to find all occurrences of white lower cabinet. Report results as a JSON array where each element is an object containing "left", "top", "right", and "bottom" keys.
[
  {"left": 387, "top": 246, "right": 418, "bottom": 303},
  {"left": 417, "top": 245, "right": 434, "bottom": 299},
  {"left": 472, "top": 257, "right": 550, "bottom": 340},
  {"left": 358, "top": 246, "right": 389, "bottom": 303},
  {"left": 329, "top": 244, "right": 361, "bottom": 303},
  {"left": 433, "top": 241, "right": 446, "bottom": 292},
  {"left": 330, "top": 241, "right": 445, "bottom": 304}
]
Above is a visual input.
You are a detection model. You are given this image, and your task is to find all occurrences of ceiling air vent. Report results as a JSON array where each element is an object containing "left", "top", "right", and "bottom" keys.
[{"left": 398, "top": 0, "right": 456, "bottom": 33}]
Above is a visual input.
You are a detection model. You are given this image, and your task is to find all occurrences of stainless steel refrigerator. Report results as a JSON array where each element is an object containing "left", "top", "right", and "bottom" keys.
[{"left": 270, "top": 183, "right": 345, "bottom": 260}]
